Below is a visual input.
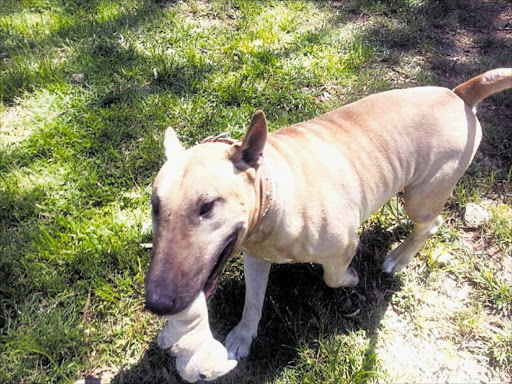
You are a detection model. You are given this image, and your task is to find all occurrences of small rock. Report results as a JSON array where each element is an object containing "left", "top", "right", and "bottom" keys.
[
  {"left": 72, "top": 73, "right": 85, "bottom": 83},
  {"left": 463, "top": 203, "right": 490, "bottom": 228},
  {"left": 320, "top": 91, "right": 333, "bottom": 101}
]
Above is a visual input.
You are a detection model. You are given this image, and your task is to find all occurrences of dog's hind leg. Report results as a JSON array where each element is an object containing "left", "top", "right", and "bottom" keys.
[
  {"left": 382, "top": 185, "right": 453, "bottom": 273},
  {"left": 382, "top": 215, "right": 443, "bottom": 273}
]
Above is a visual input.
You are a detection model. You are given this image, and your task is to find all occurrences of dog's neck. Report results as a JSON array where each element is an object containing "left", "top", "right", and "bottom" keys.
[{"left": 247, "top": 157, "right": 274, "bottom": 238}]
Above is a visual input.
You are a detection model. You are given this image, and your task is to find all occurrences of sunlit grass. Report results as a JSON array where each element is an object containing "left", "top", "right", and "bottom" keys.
[
  {"left": 1, "top": 0, "right": 511, "bottom": 383},
  {"left": 482, "top": 204, "right": 512, "bottom": 252}
]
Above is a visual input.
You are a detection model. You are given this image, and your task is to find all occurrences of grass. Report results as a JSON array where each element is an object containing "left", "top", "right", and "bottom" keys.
[{"left": 1, "top": 0, "right": 511, "bottom": 383}]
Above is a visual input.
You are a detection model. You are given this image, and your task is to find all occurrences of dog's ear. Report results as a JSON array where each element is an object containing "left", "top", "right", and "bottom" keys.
[
  {"left": 231, "top": 110, "right": 268, "bottom": 168},
  {"left": 164, "top": 127, "right": 184, "bottom": 159}
]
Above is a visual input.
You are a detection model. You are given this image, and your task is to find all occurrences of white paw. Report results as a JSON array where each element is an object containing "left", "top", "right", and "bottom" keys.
[
  {"left": 176, "top": 339, "right": 238, "bottom": 382},
  {"left": 344, "top": 267, "right": 359, "bottom": 286},
  {"left": 224, "top": 325, "right": 255, "bottom": 360},
  {"left": 156, "top": 324, "right": 174, "bottom": 350},
  {"left": 382, "top": 255, "right": 405, "bottom": 274}
]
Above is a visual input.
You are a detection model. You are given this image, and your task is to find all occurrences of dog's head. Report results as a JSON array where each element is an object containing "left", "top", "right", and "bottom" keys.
[{"left": 145, "top": 111, "right": 268, "bottom": 316}]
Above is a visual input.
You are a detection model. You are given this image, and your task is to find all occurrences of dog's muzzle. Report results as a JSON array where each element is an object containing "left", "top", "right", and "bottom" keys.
[{"left": 145, "top": 285, "right": 177, "bottom": 316}]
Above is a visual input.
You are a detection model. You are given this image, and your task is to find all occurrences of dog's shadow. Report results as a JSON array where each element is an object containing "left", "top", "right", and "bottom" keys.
[{"left": 112, "top": 225, "right": 404, "bottom": 384}]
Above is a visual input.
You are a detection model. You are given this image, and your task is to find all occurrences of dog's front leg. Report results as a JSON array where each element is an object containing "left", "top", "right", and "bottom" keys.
[{"left": 225, "top": 252, "right": 271, "bottom": 360}]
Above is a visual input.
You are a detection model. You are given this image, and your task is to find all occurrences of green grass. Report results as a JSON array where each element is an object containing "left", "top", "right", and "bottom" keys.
[{"left": 1, "top": 0, "right": 511, "bottom": 383}]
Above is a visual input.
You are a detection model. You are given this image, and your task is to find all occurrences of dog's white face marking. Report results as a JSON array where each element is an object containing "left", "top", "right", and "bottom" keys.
[
  {"left": 146, "top": 142, "right": 259, "bottom": 315},
  {"left": 153, "top": 145, "right": 255, "bottom": 236},
  {"left": 151, "top": 151, "right": 191, "bottom": 235}
]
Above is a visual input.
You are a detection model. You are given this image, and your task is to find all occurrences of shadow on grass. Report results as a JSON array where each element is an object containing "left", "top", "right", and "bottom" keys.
[
  {"left": 0, "top": 0, "right": 222, "bottom": 223},
  {"left": 0, "top": 4, "right": 173, "bottom": 380},
  {"left": 111, "top": 225, "right": 403, "bottom": 383}
]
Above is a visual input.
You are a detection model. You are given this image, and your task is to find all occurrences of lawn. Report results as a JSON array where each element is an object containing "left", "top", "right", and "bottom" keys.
[{"left": 1, "top": 0, "right": 511, "bottom": 383}]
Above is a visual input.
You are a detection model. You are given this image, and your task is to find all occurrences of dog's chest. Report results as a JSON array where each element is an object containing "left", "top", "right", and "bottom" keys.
[
  {"left": 242, "top": 245, "right": 297, "bottom": 264},
  {"left": 242, "top": 224, "right": 350, "bottom": 264}
]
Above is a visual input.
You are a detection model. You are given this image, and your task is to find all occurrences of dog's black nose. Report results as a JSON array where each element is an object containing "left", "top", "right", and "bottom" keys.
[{"left": 145, "top": 290, "right": 175, "bottom": 316}]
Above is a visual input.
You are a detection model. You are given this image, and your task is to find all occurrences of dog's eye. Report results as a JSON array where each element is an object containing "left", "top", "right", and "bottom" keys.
[
  {"left": 199, "top": 201, "right": 215, "bottom": 217},
  {"left": 198, "top": 197, "right": 224, "bottom": 219}
]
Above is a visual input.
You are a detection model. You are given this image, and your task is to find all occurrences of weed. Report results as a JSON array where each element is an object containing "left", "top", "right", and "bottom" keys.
[
  {"left": 488, "top": 329, "right": 512, "bottom": 371},
  {"left": 453, "top": 302, "right": 484, "bottom": 336},
  {"left": 480, "top": 204, "right": 512, "bottom": 253},
  {"left": 474, "top": 266, "right": 512, "bottom": 316}
]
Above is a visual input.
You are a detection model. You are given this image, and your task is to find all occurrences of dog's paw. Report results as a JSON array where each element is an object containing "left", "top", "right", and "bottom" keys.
[
  {"left": 156, "top": 325, "right": 175, "bottom": 350},
  {"left": 224, "top": 325, "right": 255, "bottom": 360},
  {"left": 382, "top": 256, "right": 405, "bottom": 274},
  {"left": 344, "top": 267, "right": 359, "bottom": 286}
]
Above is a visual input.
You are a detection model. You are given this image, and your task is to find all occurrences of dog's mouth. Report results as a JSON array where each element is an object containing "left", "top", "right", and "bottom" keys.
[{"left": 203, "top": 228, "right": 241, "bottom": 300}]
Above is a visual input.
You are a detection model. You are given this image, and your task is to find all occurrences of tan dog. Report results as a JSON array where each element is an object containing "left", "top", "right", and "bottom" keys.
[{"left": 145, "top": 69, "right": 512, "bottom": 362}]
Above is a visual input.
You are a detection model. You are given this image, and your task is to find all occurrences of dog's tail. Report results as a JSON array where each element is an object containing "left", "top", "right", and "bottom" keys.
[{"left": 453, "top": 68, "right": 512, "bottom": 108}]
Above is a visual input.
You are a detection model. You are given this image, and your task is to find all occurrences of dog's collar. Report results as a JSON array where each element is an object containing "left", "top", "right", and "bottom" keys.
[
  {"left": 251, "top": 157, "right": 273, "bottom": 236},
  {"left": 200, "top": 132, "right": 238, "bottom": 146},
  {"left": 200, "top": 133, "right": 274, "bottom": 237}
]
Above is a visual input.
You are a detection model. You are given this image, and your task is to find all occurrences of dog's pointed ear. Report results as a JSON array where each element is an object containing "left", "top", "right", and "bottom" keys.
[
  {"left": 164, "top": 127, "right": 184, "bottom": 159},
  {"left": 231, "top": 110, "right": 268, "bottom": 168}
]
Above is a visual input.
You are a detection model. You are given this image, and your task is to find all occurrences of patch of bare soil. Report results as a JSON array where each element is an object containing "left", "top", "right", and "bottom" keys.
[
  {"left": 376, "top": 276, "right": 509, "bottom": 382},
  {"left": 429, "top": 0, "right": 511, "bottom": 83},
  {"left": 172, "top": 0, "right": 238, "bottom": 30},
  {"left": 428, "top": 0, "right": 512, "bottom": 156},
  {"left": 374, "top": 204, "right": 511, "bottom": 381}
]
